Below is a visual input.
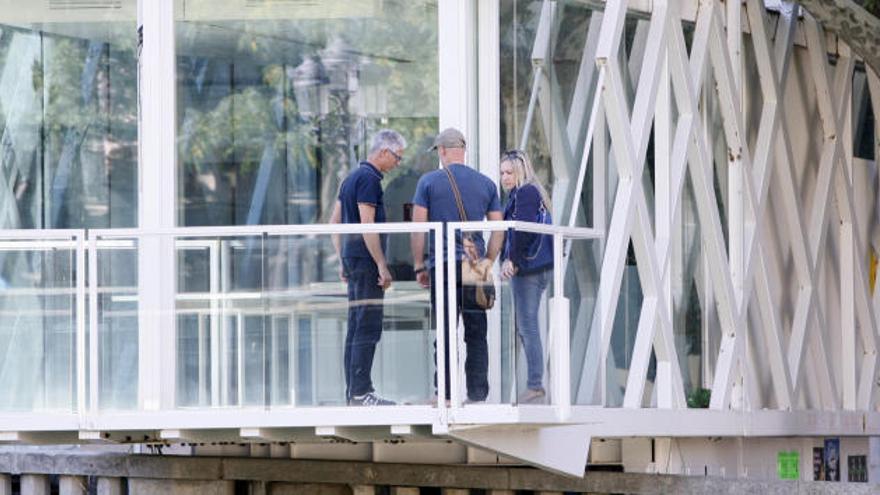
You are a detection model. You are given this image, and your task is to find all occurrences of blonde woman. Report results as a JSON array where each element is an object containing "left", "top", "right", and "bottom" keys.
[{"left": 499, "top": 150, "right": 553, "bottom": 404}]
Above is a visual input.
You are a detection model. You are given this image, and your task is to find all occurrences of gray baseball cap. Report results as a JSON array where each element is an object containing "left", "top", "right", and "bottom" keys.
[{"left": 429, "top": 127, "right": 466, "bottom": 151}]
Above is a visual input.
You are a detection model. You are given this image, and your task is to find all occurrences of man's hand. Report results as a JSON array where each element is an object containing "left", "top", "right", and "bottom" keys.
[
  {"left": 378, "top": 264, "right": 393, "bottom": 290},
  {"left": 338, "top": 264, "right": 347, "bottom": 283},
  {"left": 501, "top": 260, "right": 517, "bottom": 280},
  {"left": 416, "top": 269, "right": 431, "bottom": 289}
]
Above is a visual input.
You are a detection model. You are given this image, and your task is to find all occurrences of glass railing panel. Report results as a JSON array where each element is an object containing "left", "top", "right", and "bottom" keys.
[
  {"left": 503, "top": 227, "right": 555, "bottom": 407},
  {"left": 0, "top": 236, "right": 80, "bottom": 412},
  {"left": 173, "top": 227, "right": 437, "bottom": 409},
  {"left": 94, "top": 238, "right": 139, "bottom": 410},
  {"left": 263, "top": 232, "right": 435, "bottom": 407},
  {"left": 563, "top": 234, "right": 602, "bottom": 406},
  {"left": 175, "top": 235, "right": 266, "bottom": 408},
  {"left": 443, "top": 222, "right": 603, "bottom": 409}
]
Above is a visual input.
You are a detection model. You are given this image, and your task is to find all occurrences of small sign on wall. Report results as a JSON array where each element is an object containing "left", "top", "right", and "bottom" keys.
[
  {"left": 777, "top": 451, "right": 799, "bottom": 480},
  {"left": 813, "top": 447, "right": 825, "bottom": 480},
  {"left": 824, "top": 438, "right": 841, "bottom": 482},
  {"left": 848, "top": 455, "right": 868, "bottom": 482}
]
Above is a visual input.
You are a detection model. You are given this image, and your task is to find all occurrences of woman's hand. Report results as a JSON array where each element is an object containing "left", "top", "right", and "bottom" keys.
[{"left": 501, "top": 260, "right": 517, "bottom": 280}]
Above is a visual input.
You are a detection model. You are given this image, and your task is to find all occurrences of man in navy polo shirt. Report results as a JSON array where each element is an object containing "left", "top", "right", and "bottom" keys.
[
  {"left": 409, "top": 127, "right": 503, "bottom": 404},
  {"left": 330, "top": 129, "right": 407, "bottom": 406}
]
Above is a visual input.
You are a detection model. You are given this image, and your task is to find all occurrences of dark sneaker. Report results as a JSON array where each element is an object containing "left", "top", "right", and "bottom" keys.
[{"left": 350, "top": 392, "right": 396, "bottom": 406}]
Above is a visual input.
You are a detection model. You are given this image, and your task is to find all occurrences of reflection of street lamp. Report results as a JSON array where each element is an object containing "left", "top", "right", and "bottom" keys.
[
  {"left": 290, "top": 57, "right": 327, "bottom": 118},
  {"left": 351, "top": 55, "right": 390, "bottom": 118},
  {"left": 320, "top": 38, "right": 358, "bottom": 94},
  {"left": 289, "top": 38, "right": 392, "bottom": 223}
]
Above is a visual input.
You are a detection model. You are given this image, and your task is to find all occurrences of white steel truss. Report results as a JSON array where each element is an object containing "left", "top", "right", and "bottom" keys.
[{"left": 521, "top": 0, "right": 880, "bottom": 414}]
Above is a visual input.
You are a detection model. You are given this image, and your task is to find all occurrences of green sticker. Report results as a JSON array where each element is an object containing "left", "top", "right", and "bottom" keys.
[{"left": 778, "top": 451, "right": 800, "bottom": 480}]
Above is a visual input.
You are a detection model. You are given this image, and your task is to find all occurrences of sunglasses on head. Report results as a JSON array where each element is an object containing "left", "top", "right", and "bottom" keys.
[{"left": 502, "top": 149, "right": 525, "bottom": 160}]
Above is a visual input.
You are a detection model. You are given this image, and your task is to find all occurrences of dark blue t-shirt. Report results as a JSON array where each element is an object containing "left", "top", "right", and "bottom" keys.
[
  {"left": 412, "top": 164, "right": 501, "bottom": 267},
  {"left": 338, "top": 161, "right": 385, "bottom": 259}
]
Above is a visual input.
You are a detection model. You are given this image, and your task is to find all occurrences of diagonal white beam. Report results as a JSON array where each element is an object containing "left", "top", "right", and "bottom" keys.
[{"left": 596, "top": 0, "right": 688, "bottom": 409}]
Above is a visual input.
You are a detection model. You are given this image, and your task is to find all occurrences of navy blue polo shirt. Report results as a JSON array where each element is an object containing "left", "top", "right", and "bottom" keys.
[
  {"left": 412, "top": 163, "right": 500, "bottom": 267},
  {"left": 338, "top": 161, "right": 386, "bottom": 259}
]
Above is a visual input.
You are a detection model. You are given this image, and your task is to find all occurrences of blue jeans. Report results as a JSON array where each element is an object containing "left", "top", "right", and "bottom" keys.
[
  {"left": 512, "top": 268, "right": 550, "bottom": 390},
  {"left": 343, "top": 257, "right": 384, "bottom": 399},
  {"left": 430, "top": 262, "right": 489, "bottom": 401}
]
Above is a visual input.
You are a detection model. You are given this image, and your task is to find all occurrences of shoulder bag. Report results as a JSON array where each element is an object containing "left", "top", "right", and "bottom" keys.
[{"left": 442, "top": 166, "right": 496, "bottom": 310}]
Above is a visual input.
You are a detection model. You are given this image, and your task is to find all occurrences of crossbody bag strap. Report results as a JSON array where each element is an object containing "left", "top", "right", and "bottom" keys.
[{"left": 442, "top": 166, "right": 469, "bottom": 222}]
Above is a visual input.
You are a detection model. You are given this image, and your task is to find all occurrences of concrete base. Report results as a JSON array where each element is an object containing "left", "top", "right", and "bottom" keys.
[
  {"left": 269, "top": 484, "right": 351, "bottom": 495},
  {"left": 128, "top": 479, "right": 235, "bottom": 495}
]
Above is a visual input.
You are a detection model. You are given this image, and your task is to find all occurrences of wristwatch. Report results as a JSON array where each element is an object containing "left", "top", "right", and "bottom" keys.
[{"left": 414, "top": 266, "right": 427, "bottom": 274}]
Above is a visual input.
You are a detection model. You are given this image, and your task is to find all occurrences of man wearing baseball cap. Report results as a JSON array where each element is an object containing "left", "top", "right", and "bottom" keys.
[{"left": 410, "top": 127, "right": 504, "bottom": 404}]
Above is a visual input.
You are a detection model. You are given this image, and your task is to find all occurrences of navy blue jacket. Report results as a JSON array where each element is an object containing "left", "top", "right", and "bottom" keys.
[{"left": 502, "top": 184, "right": 553, "bottom": 274}]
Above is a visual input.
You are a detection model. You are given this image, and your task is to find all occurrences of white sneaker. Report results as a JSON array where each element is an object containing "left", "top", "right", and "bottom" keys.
[
  {"left": 349, "top": 392, "right": 396, "bottom": 406},
  {"left": 518, "top": 388, "right": 546, "bottom": 404}
]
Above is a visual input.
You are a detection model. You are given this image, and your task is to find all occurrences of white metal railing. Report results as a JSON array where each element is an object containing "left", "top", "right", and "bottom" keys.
[
  {"left": 0, "top": 221, "right": 601, "bottom": 428},
  {"left": 445, "top": 221, "right": 602, "bottom": 420}
]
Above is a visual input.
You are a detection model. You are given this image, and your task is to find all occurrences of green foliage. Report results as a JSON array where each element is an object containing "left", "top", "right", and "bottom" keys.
[
  {"left": 860, "top": 0, "right": 880, "bottom": 16},
  {"left": 687, "top": 388, "right": 711, "bottom": 408}
]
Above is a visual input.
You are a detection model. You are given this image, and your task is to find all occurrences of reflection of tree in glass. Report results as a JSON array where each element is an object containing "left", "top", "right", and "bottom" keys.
[{"left": 177, "top": 0, "right": 439, "bottom": 229}]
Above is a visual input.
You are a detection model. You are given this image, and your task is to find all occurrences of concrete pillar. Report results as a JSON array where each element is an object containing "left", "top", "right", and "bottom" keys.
[
  {"left": 60, "top": 476, "right": 88, "bottom": 495},
  {"left": 351, "top": 485, "right": 375, "bottom": 495},
  {"left": 0, "top": 474, "right": 10, "bottom": 495},
  {"left": 250, "top": 444, "right": 270, "bottom": 458},
  {"left": 249, "top": 481, "right": 268, "bottom": 495},
  {"left": 97, "top": 477, "right": 124, "bottom": 495},
  {"left": 267, "top": 483, "right": 351, "bottom": 495},
  {"left": 390, "top": 488, "right": 419, "bottom": 495},
  {"left": 128, "top": 479, "right": 235, "bottom": 495},
  {"left": 269, "top": 444, "right": 290, "bottom": 458},
  {"left": 21, "top": 474, "right": 50, "bottom": 495}
]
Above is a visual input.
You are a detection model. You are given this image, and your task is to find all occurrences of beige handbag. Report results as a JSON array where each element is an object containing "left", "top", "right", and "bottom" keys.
[{"left": 442, "top": 167, "right": 496, "bottom": 310}]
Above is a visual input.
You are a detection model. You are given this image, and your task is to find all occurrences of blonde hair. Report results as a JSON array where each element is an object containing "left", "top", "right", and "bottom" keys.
[{"left": 500, "top": 150, "right": 551, "bottom": 212}]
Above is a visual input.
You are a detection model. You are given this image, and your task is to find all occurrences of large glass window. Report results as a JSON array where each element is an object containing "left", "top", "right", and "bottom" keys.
[
  {"left": 173, "top": 0, "right": 439, "bottom": 408},
  {"left": 175, "top": 0, "right": 438, "bottom": 227},
  {"left": 0, "top": 2, "right": 137, "bottom": 413},
  {"left": 0, "top": 2, "right": 138, "bottom": 230}
]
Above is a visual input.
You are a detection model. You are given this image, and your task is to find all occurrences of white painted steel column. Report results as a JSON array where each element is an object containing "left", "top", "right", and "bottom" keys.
[
  {"left": 138, "top": 0, "right": 178, "bottom": 411},
  {"left": 550, "top": 232, "right": 570, "bottom": 419},
  {"left": 75, "top": 234, "right": 86, "bottom": 415},
  {"left": 840, "top": 45, "right": 856, "bottom": 410},
  {"left": 477, "top": 0, "right": 502, "bottom": 404},
  {"left": 478, "top": 0, "right": 499, "bottom": 181},
  {"left": 439, "top": 0, "right": 475, "bottom": 146},
  {"left": 655, "top": 48, "right": 673, "bottom": 409},
  {"left": 725, "top": 0, "right": 746, "bottom": 411}
]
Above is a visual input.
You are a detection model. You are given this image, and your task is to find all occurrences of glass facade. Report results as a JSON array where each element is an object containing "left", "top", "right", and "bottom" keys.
[
  {"left": 0, "top": 2, "right": 138, "bottom": 230},
  {"left": 0, "top": 1, "right": 137, "bottom": 413},
  {"left": 0, "top": 0, "right": 740, "bottom": 417},
  {"left": 175, "top": 0, "right": 438, "bottom": 228},
  {"left": 170, "top": 0, "right": 440, "bottom": 409}
]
